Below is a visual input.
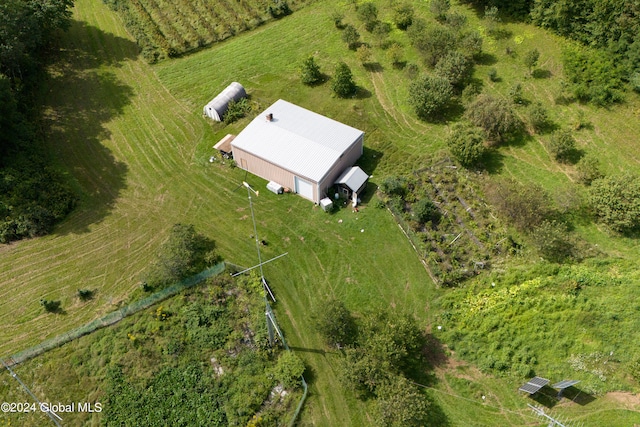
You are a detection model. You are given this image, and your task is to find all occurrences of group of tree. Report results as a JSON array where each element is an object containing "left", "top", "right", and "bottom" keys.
[
  {"left": 300, "top": 56, "right": 356, "bottom": 98},
  {"left": 0, "top": 0, "right": 76, "bottom": 243},
  {"left": 314, "top": 299, "right": 431, "bottom": 426}
]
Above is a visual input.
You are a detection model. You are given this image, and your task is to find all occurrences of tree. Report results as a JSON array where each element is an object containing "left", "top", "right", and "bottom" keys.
[
  {"left": 484, "top": 5, "right": 501, "bottom": 36},
  {"left": 408, "top": 74, "right": 453, "bottom": 120},
  {"left": 465, "top": 94, "right": 522, "bottom": 143},
  {"left": 524, "top": 48, "right": 540, "bottom": 75},
  {"left": 446, "top": 122, "right": 487, "bottom": 167},
  {"left": 299, "top": 56, "right": 322, "bottom": 85},
  {"left": 413, "top": 198, "right": 440, "bottom": 224},
  {"left": 459, "top": 31, "right": 483, "bottom": 59},
  {"left": 356, "top": 45, "right": 372, "bottom": 66},
  {"left": 357, "top": 2, "right": 378, "bottom": 31},
  {"left": 393, "top": 3, "right": 414, "bottom": 30},
  {"left": 341, "top": 24, "right": 360, "bottom": 50},
  {"left": 141, "top": 224, "right": 217, "bottom": 290},
  {"left": 548, "top": 128, "right": 577, "bottom": 163},
  {"left": 530, "top": 220, "right": 574, "bottom": 262},
  {"left": 412, "top": 26, "right": 457, "bottom": 67},
  {"left": 509, "top": 82, "right": 525, "bottom": 104},
  {"left": 372, "top": 21, "right": 391, "bottom": 47},
  {"left": 430, "top": 0, "right": 450, "bottom": 22},
  {"left": 528, "top": 101, "right": 549, "bottom": 133},
  {"left": 313, "top": 298, "right": 357, "bottom": 348},
  {"left": 589, "top": 173, "right": 640, "bottom": 234},
  {"left": 332, "top": 62, "right": 356, "bottom": 98},
  {"left": 576, "top": 154, "right": 604, "bottom": 185},
  {"left": 485, "top": 179, "right": 553, "bottom": 231},
  {"left": 387, "top": 43, "right": 404, "bottom": 68},
  {"left": 274, "top": 352, "right": 305, "bottom": 389},
  {"left": 434, "top": 51, "right": 472, "bottom": 87},
  {"left": 375, "top": 377, "right": 430, "bottom": 427}
]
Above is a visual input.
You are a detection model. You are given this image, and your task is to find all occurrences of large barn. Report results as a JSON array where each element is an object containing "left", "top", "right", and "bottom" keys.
[{"left": 231, "top": 100, "right": 365, "bottom": 203}]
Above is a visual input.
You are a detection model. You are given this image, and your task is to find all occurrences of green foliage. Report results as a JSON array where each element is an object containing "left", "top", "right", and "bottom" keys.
[
  {"left": 356, "top": 2, "right": 378, "bottom": 28},
  {"left": 446, "top": 123, "right": 487, "bottom": 167},
  {"left": 562, "top": 44, "right": 624, "bottom": 106},
  {"left": 527, "top": 101, "right": 549, "bottom": 133},
  {"left": 223, "top": 98, "right": 251, "bottom": 124},
  {"left": 313, "top": 298, "right": 357, "bottom": 348},
  {"left": 485, "top": 179, "right": 552, "bottom": 231},
  {"left": 530, "top": 220, "right": 574, "bottom": 262},
  {"left": 458, "top": 31, "right": 483, "bottom": 59},
  {"left": 487, "top": 67, "right": 498, "bottom": 82},
  {"left": 393, "top": 3, "right": 414, "bottom": 30},
  {"left": 341, "top": 24, "right": 360, "bottom": 50},
  {"left": 141, "top": 224, "right": 217, "bottom": 291},
  {"left": 434, "top": 51, "right": 472, "bottom": 87},
  {"left": 274, "top": 352, "right": 305, "bottom": 389},
  {"left": 77, "top": 289, "right": 94, "bottom": 301},
  {"left": 267, "top": 1, "right": 291, "bottom": 19},
  {"left": 408, "top": 74, "right": 453, "bottom": 121},
  {"left": 576, "top": 154, "right": 604, "bottom": 185},
  {"left": 548, "top": 128, "right": 577, "bottom": 163},
  {"left": 372, "top": 21, "right": 391, "bottom": 47},
  {"left": 332, "top": 61, "right": 356, "bottom": 98},
  {"left": 380, "top": 176, "right": 407, "bottom": 198},
  {"left": 412, "top": 198, "right": 440, "bottom": 224},
  {"left": 589, "top": 173, "right": 640, "bottom": 234},
  {"left": 465, "top": 94, "right": 522, "bottom": 143},
  {"left": 523, "top": 48, "right": 540, "bottom": 75},
  {"left": 299, "top": 55, "right": 322, "bottom": 85},
  {"left": 375, "top": 376, "right": 430, "bottom": 427},
  {"left": 409, "top": 24, "right": 457, "bottom": 67},
  {"left": 356, "top": 45, "right": 372, "bottom": 65},
  {"left": 508, "top": 82, "right": 524, "bottom": 104},
  {"left": 429, "top": 0, "right": 450, "bottom": 22},
  {"left": 331, "top": 10, "right": 344, "bottom": 28},
  {"left": 386, "top": 43, "right": 404, "bottom": 67},
  {"left": 40, "top": 299, "right": 62, "bottom": 313}
]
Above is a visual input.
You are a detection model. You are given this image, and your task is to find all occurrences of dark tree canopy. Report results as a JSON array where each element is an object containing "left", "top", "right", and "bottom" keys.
[
  {"left": 446, "top": 122, "right": 487, "bottom": 167},
  {"left": 332, "top": 62, "right": 357, "bottom": 98},
  {"left": 408, "top": 74, "right": 453, "bottom": 121},
  {"left": 393, "top": 3, "right": 414, "bottom": 30},
  {"left": 299, "top": 55, "right": 322, "bottom": 85},
  {"left": 313, "top": 298, "right": 357, "bottom": 348},
  {"left": 434, "top": 51, "right": 473, "bottom": 87}
]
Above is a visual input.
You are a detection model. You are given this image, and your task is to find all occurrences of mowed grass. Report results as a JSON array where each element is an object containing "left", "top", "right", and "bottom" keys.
[{"left": 2, "top": 0, "right": 640, "bottom": 425}]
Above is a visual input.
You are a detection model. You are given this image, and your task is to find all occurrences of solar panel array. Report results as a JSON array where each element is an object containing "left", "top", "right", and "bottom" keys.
[
  {"left": 552, "top": 380, "right": 580, "bottom": 390},
  {"left": 519, "top": 376, "right": 550, "bottom": 394}
]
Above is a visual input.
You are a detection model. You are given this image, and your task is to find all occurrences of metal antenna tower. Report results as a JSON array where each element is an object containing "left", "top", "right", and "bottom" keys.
[
  {"left": 1, "top": 359, "right": 62, "bottom": 426},
  {"left": 528, "top": 404, "right": 584, "bottom": 427}
]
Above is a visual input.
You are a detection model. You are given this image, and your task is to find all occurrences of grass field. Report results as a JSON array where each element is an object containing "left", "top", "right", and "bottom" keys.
[{"left": 2, "top": 0, "right": 640, "bottom": 425}]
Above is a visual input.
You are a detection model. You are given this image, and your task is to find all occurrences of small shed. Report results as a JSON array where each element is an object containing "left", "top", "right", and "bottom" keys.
[
  {"left": 214, "top": 134, "right": 235, "bottom": 158},
  {"left": 203, "top": 82, "right": 246, "bottom": 121},
  {"left": 335, "top": 166, "right": 369, "bottom": 205}
]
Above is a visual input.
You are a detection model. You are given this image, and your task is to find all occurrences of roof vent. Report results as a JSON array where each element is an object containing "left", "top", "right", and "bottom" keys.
[{"left": 266, "top": 113, "right": 273, "bottom": 122}]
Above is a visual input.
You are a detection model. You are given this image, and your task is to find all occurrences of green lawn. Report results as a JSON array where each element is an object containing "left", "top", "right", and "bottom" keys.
[{"left": 3, "top": 0, "right": 640, "bottom": 425}]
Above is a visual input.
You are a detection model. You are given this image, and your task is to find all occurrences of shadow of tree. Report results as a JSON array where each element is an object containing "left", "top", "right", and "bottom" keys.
[{"left": 43, "top": 21, "right": 139, "bottom": 235}]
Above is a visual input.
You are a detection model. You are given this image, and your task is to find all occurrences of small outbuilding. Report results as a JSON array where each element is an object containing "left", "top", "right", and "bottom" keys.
[
  {"left": 214, "top": 134, "right": 235, "bottom": 158},
  {"left": 203, "top": 82, "right": 246, "bottom": 121},
  {"left": 335, "top": 166, "right": 369, "bottom": 206},
  {"left": 231, "top": 99, "right": 365, "bottom": 203}
]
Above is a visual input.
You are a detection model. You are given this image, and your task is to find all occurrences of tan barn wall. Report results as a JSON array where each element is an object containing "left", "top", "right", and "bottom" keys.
[{"left": 318, "top": 135, "right": 364, "bottom": 201}]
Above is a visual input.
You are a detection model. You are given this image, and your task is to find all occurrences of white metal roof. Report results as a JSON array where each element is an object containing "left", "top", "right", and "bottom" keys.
[
  {"left": 336, "top": 166, "right": 369, "bottom": 192},
  {"left": 230, "top": 100, "right": 364, "bottom": 182},
  {"left": 203, "top": 82, "right": 246, "bottom": 121}
]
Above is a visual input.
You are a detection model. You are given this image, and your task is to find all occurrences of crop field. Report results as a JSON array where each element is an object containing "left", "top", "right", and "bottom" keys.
[
  {"left": 102, "top": 0, "right": 311, "bottom": 61},
  {"left": 2, "top": 0, "right": 640, "bottom": 425}
]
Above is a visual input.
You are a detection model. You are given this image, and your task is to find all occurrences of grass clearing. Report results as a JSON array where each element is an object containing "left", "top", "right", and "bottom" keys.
[{"left": 2, "top": 0, "right": 640, "bottom": 425}]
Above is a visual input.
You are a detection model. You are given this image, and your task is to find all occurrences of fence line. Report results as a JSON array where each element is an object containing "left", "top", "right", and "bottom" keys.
[{"left": 2, "top": 262, "right": 226, "bottom": 367}]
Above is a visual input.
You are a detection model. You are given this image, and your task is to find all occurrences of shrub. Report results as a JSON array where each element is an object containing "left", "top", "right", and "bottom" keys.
[
  {"left": 332, "top": 62, "right": 356, "bottom": 98},
  {"left": 393, "top": 4, "right": 414, "bottom": 30},
  {"left": 459, "top": 31, "right": 483, "bottom": 59},
  {"left": 274, "top": 352, "right": 305, "bottom": 389},
  {"left": 524, "top": 48, "right": 540, "bottom": 75},
  {"left": 485, "top": 179, "right": 553, "bottom": 231},
  {"left": 356, "top": 45, "right": 372, "bottom": 66},
  {"left": 434, "top": 51, "right": 472, "bottom": 87},
  {"left": 408, "top": 74, "right": 453, "bottom": 121},
  {"left": 413, "top": 198, "right": 440, "bottom": 224},
  {"left": 299, "top": 56, "right": 322, "bottom": 85},
  {"left": 589, "top": 173, "right": 640, "bottom": 234},
  {"left": 509, "top": 82, "right": 524, "bottom": 104},
  {"left": 375, "top": 376, "right": 430, "bottom": 426},
  {"left": 380, "top": 176, "right": 407, "bottom": 198},
  {"left": 429, "top": 0, "right": 450, "bottom": 22},
  {"left": 488, "top": 68, "right": 498, "bottom": 82},
  {"left": 77, "top": 289, "right": 94, "bottom": 301},
  {"left": 357, "top": 2, "right": 378, "bottom": 27},
  {"left": 548, "top": 129, "right": 577, "bottom": 163},
  {"left": 387, "top": 43, "right": 404, "bottom": 67},
  {"left": 446, "top": 123, "right": 487, "bottom": 167},
  {"left": 528, "top": 102, "right": 549, "bottom": 133},
  {"left": 465, "top": 94, "right": 522, "bottom": 143},
  {"left": 576, "top": 154, "right": 604, "bottom": 185},
  {"left": 341, "top": 24, "right": 360, "bottom": 50},
  {"left": 530, "top": 220, "right": 574, "bottom": 262},
  {"left": 223, "top": 98, "right": 251, "bottom": 124},
  {"left": 411, "top": 26, "right": 457, "bottom": 67},
  {"left": 40, "top": 299, "right": 62, "bottom": 313},
  {"left": 331, "top": 11, "right": 344, "bottom": 28}
]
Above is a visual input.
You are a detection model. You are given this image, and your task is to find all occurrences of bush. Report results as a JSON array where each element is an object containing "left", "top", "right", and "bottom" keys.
[
  {"left": 223, "top": 98, "right": 251, "bottom": 124},
  {"left": 548, "top": 129, "right": 577, "bottom": 163},
  {"left": 413, "top": 198, "right": 440, "bottom": 224},
  {"left": 40, "top": 299, "right": 62, "bottom": 313},
  {"left": 576, "top": 154, "right": 604, "bottom": 185},
  {"left": 446, "top": 123, "right": 487, "bottom": 167},
  {"left": 509, "top": 82, "right": 524, "bottom": 104},
  {"left": 387, "top": 43, "right": 404, "bottom": 67},
  {"left": 429, "top": 0, "right": 450, "bottom": 22},
  {"left": 485, "top": 179, "right": 553, "bottom": 231},
  {"left": 380, "top": 176, "right": 407, "bottom": 198},
  {"left": 524, "top": 48, "right": 540, "bottom": 75},
  {"left": 331, "top": 11, "right": 344, "bottom": 28},
  {"left": 488, "top": 68, "right": 498, "bottom": 82},
  {"left": 465, "top": 94, "right": 522, "bottom": 143},
  {"left": 530, "top": 220, "right": 574, "bottom": 262},
  {"left": 393, "top": 4, "right": 414, "bottom": 30},
  {"left": 341, "top": 24, "right": 360, "bottom": 50},
  {"left": 589, "top": 173, "right": 640, "bottom": 234},
  {"left": 332, "top": 62, "right": 356, "bottom": 98},
  {"left": 434, "top": 51, "right": 472, "bottom": 87},
  {"left": 357, "top": 2, "right": 378, "bottom": 27},
  {"left": 411, "top": 26, "right": 457, "bottom": 67},
  {"left": 528, "top": 102, "right": 549, "bottom": 133},
  {"left": 77, "top": 289, "right": 94, "bottom": 301},
  {"left": 356, "top": 45, "right": 372, "bottom": 66},
  {"left": 299, "top": 56, "right": 322, "bottom": 85},
  {"left": 408, "top": 74, "right": 453, "bottom": 121},
  {"left": 274, "top": 352, "right": 305, "bottom": 389}
]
